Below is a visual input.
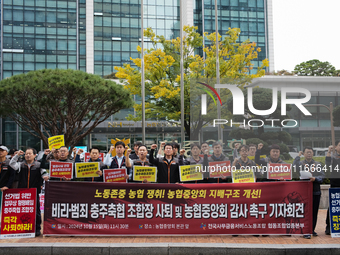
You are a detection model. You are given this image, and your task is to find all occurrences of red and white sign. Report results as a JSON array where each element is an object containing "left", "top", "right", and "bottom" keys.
[
  {"left": 50, "top": 161, "right": 73, "bottom": 179},
  {"left": 84, "top": 153, "right": 104, "bottom": 162},
  {"left": 1, "top": 188, "right": 37, "bottom": 239},
  {"left": 209, "top": 161, "right": 231, "bottom": 178},
  {"left": 103, "top": 168, "right": 127, "bottom": 183},
  {"left": 267, "top": 163, "right": 292, "bottom": 180}
]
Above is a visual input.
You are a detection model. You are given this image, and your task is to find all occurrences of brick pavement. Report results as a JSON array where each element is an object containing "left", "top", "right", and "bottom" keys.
[{"left": 0, "top": 209, "right": 339, "bottom": 245}]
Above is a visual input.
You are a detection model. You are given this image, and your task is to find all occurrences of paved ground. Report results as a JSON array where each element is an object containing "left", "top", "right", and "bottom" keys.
[{"left": 0, "top": 209, "right": 338, "bottom": 245}]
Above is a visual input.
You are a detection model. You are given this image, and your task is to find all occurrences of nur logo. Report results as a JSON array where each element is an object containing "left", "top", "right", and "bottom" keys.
[{"left": 198, "top": 82, "right": 222, "bottom": 115}]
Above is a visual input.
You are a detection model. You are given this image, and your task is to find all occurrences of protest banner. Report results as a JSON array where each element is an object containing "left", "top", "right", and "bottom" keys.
[
  {"left": 133, "top": 166, "right": 157, "bottom": 183},
  {"left": 248, "top": 155, "right": 266, "bottom": 161},
  {"left": 179, "top": 164, "right": 203, "bottom": 182},
  {"left": 208, "top": 161, "right": 231, "bottom": 178},
  {"left": 232, "top": 169, "right": 255, "bottom": 183},
  {"left": 103, "top": 169, "right": 127, "bottom": 183},
  {"left": 50, "top": 161, "right": 73, "bottom": 179},
  {"left": 84, "top": 152, "right": 104, "bottom": 162},
  {"left": 75, "top": 162, "right": 100, "bottom": 178},
  {"left": 44, "top": 181, "right": 312, "bottom": 236},
  {"left": 1, "top": 188, "right": 36, "bottom": 239},
  {"left": 267, "top": 163, "right": 292, "bottom": 180},
  {"left": 48, "top": 135, "right": 65, "bottom": 150},
  {"left": 329, "top": 188, "right": 340, "bottom": 237}
]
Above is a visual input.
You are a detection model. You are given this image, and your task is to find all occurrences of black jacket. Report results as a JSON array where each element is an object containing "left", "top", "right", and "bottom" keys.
[
  {"left": 149, "top": 149, "right": 180, "bottom": 183},
  {"left": 0, "top": 158, "right": 15, "bottom": 188}
]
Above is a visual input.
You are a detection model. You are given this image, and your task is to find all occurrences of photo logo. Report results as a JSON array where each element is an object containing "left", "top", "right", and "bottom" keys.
[{"left": 198, "top": 82, "right": 222, "bottom": 115}]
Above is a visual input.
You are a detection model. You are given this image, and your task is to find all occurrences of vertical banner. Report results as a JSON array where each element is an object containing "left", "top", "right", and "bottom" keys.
[
  {"left": 209, "top": 161, "right": 231, "bottom": 178},
  {"left": 43, "top": 181, "right": 313, "bottom": 236},
  {"left": 103, "top": 169, "right": 127, "bottom": 183},
  {"left": 48, "top": 135, "right": 65, "bottom": 150},
  {"left": 329, "top": 188, "right": 340, "bottom": 237},
  {"left": 50, "top": 161, "right": 73, "bottom": 179},
  {"left": 267, "top": 163, "right": 292, "bottom": 180},
  {"left": 1, "top": 188, "right": 37, "bottom": 239}
]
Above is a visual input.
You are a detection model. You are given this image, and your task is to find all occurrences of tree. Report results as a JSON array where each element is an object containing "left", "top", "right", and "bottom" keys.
[
  {"left": 0, "top": 69, "right": 133, "bottom": 149},
  {"left": 294, "top": 59, "right": 340, "bottom": 76},
  {"left": 114, "top": 26, "right": 269, "bottom": 139}
]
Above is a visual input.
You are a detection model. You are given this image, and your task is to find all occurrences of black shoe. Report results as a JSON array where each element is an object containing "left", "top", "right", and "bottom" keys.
[
  {"left": 232, "top": 235, "right": 238, "bottom": 237},
  {"left": 303, "top": 234, "right": 311, "bottom": 239},
  {"left": 35, "top": 231, "right": 41, "bottom": 237},
  {"left": 313, "top": 231, "right": 318, "bottom": 237},
  {"left": 253, "top": 235, "right": 260, "bottom": 237},
  {"left": 262, "top": 235, "right": 269, "bottom": 237}
]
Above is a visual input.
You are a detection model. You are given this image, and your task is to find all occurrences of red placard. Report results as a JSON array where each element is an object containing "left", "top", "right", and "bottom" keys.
[
  {"left": 1, "top": 188, "right": 37, "bottom": 239},
  {"left": 209, "top": 161, "right": 231, "bottom": 178},
  {"left": 50, "top": 161, "right": 73, "bottom": 179},
  {"left": 103, "top": 169, "right": 127, "bottom": 183},
  {"left": 267, "top": 163, "right": 292, "bottom": 180},
  {"left": 84, "top": 153, "right": 104, "bottom": 162},
  {"left": 43, "top": 181, "right": 312, "bottom": 236}
]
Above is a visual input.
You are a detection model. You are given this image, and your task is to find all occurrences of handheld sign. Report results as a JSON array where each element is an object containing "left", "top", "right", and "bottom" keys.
[
  {"left": 49, "top": 161, "right": 73, "bottom": 179},
  {"left": 179, "top": 164, "right": 203, "bottom": 182},
  {"left": 267, "top": 163, "right": 292, "bottom": 180},
  {"left": 1, "top": 188, "right": 37, "bottom": 239},
  {"left": 232, "top": 168, "right": 255, "bottom": 183},
  {"left": 133, "top": 166, "right": 157, "bottom": 183},
  {"left": 48, "top": 135, "right": 65, "bottom": 150},
  {"left": 75, "top": 162, "right": 100, "bottom": 178},
  {"left": 329, "top": 188, "right": 340, "bottom": 237},
  {"left": 209, "top": 161, "right": 231, "bottom": 178},
  {"left": 103, "top": 169, "right": 127, "bottom": 183}
]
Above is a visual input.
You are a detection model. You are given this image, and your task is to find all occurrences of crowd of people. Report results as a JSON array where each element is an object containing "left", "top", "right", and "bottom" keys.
[{"left": 0, "top": 139, "right": 339, "bottom": 238}]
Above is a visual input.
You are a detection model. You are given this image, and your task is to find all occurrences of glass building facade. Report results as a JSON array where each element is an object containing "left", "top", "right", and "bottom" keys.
[{"left": 0, "top": 0, "right": 274, "bottom": 151}]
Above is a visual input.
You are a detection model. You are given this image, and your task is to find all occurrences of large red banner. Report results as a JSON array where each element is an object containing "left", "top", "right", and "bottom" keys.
[
  {"left": 43, "top": 181, "right": 312, "bottom": 236},
  {"left": 1, "top": 188, "right": 37, "bottom": 239}
]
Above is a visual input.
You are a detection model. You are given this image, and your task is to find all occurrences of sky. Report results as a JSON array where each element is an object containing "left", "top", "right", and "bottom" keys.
[{"left": 272, "top": 0, "right": 340, "bottom": 72}]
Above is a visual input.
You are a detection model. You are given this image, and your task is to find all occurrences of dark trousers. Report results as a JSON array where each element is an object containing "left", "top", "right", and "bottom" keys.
[
  {"left": 326, "top": 207, "right": 330, "bottom": 231},
  {"left": 313, "top": 194, "right": 321, "bottom": 232},
  {"left": 36, "top": 193, "right": 41, "bottom": 233}
]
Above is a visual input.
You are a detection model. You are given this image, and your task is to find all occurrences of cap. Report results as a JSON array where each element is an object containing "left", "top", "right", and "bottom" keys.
[{"left": 0, "top": 145, "right": 9, "bottom": 152}]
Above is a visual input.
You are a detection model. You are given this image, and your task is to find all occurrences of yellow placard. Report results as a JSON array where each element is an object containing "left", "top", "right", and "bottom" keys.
[
  {"left": 48, "top": 135, "right": 65, "bottom": 150},
  {"left": 179, "top": 164, "right": 203, "bottom": 182},
  {"left": 248, "top": 155, "right": 266, "bottom": 161},
  {"left": 232, "top": 168, "right": 255, "bottom": 183},
  {"left": 133, "top": 166, "right": 157, "bottom": 183},
  {"left": 75, "top": 162, "right": 100, "bottom": 178}
]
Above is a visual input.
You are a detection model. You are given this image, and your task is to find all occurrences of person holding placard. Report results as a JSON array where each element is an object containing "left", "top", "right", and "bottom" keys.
[
  {"left": 255, "top": 143, "right": 287, "bottom": 182},
  {"left": 232, "top": 145, "right": 259, "bottom": 178},
  {"left": 178, "top": 143, "right": 203, "bottom": 184},
  {"left": 293, "top": 147, "right": 324, "bottom": 239},
  {"left": 9, "top": 148, "right": 49, "bottom": 237},
  {"left": 203, "top": 141, "right": 229, "bottom": 183},
  {"left": 109, "top": 141, "right": 132, "bottom": 181},
  {"left": 40, "top": 146, "right": 75, "bottom": 181},
  {"left": 149, "top": 143, "right": 180, "bottom": 183},
  {"left": 75, "top": 147, "right": 108, "bottom": 182},
  {"left": 132, "top": 144, "right": 154, "bottom": 183}
]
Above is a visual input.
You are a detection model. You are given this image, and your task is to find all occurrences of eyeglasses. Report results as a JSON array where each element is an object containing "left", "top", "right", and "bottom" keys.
[{"left": 240, "top": 150, "right": 248, "bottom": 152}]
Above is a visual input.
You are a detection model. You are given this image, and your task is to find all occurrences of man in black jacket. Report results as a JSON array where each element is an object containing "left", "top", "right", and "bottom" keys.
[
  {"left": 10, "top": 148, "right": 49, "bottom": 237},
  {"left": 0, "top": 145, "right": 15, "bottom": 205},
  {"left": 293, "top": 146, "right": 324, "bottom": 238},
  {"left": 149, "top": 143, "right": 180, "bottom": 183}
]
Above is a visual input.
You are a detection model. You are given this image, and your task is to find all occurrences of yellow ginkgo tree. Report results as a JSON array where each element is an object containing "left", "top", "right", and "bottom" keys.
[{"left": 114, "top": 26, "right": 269, "bottom": 140}]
